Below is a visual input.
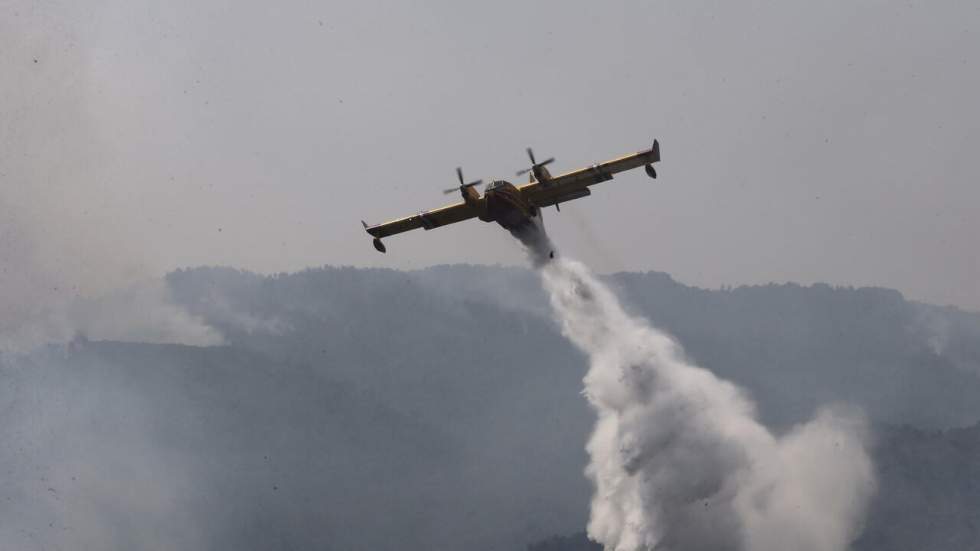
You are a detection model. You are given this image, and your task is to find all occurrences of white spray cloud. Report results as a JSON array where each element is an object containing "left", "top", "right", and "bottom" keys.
[{"left": 538, "top": 257, "right": 875, "bottom": 551}]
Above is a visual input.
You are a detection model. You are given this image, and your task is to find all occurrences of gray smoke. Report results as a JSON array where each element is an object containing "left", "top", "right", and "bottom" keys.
[
  {"left": 517, "top": 226, "right": 875, "bottom": 551},
  {"left": 0, "top": 200, "right": 224, "bottom": 352},
  {"left": 0, "top": 9, "right": 222, "bottom": 352}
]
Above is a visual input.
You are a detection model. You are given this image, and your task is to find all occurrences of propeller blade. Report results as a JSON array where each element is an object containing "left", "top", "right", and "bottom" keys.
[
  {"left": 445, "top": 180, "right": 483, "bottom": 195},
  {"left": 517, "top": 147, "right": 555, "bottom": 176},
  {"left": 456, "top": 167, "right": 464, "bottom": 186}
]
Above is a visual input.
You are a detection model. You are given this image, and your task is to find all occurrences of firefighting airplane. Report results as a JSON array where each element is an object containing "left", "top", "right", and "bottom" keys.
[{"left": 361, "top": 140, "right": 660, "bottom": 253}]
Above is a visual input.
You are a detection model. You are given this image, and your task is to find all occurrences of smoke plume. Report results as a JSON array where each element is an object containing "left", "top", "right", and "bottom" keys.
[
  {"left": 0, "top": 199, "right": 224, "bottom": 352},
  {"left": 520, "top": 227, "right": 874, "bottom": 551},
  {"left": 0, "top": 8, "right": 222, "bottom": 352}
]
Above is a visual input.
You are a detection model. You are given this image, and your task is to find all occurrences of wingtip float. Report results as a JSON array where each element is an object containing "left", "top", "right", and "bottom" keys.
[
  {"left": 361, "top": 220, "right": 387, "bottom": 253},
  {"left": 361, "top": 139, "right": 661, "bottom": 253}
]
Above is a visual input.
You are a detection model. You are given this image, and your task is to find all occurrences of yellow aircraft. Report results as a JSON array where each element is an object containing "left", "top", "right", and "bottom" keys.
[{"left": 362, "top": 140, "right": 660, "bottom": 253}]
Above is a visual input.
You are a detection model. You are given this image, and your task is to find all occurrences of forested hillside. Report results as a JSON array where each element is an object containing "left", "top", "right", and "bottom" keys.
[
  {"left": 168, "top": 264, "right": 980, "bottom": 429},
  {"left": 1, "top": 264, "right": 977, "bottom": 550}
]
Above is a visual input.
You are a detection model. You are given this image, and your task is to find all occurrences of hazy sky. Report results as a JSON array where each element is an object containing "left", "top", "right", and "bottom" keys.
[{"left": 3, "top": 0, "right": 979, "bottom": 309}]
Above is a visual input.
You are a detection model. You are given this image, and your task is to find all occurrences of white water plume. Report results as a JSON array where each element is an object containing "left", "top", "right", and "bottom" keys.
[{"left": 538, "top": 257, "right": 875, "bottom": 551}]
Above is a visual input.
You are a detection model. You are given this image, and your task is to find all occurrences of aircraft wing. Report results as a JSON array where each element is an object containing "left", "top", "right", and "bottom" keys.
[
  {"left": 363, "top": 201, "right": 478, "bottom": 239},
  {"left": 520, "top": 140, "right": 660, "bottom": 207}
]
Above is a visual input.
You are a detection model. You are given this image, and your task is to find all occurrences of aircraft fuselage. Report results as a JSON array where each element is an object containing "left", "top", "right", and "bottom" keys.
[{"left": 481, "top": 180, "right": 541, "bottom": 234}]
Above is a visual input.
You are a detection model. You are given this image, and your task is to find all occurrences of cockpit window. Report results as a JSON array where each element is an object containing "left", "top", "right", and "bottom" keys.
[{"left": 485, "top": 180, "right": 509, "bottom": 190}]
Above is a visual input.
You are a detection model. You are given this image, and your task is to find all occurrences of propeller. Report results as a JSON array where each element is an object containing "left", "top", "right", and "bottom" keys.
[
  {"left": 515, "top": 147, "right": 555, "bottom": 176},
  {"left": 443, "top": 167, "right": 483, "bottom": 195}
]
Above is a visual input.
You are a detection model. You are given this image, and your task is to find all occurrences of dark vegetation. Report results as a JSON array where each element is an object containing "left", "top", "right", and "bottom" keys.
[{"left": 2, "top": 264, "right": 978, "bottom": 550}]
